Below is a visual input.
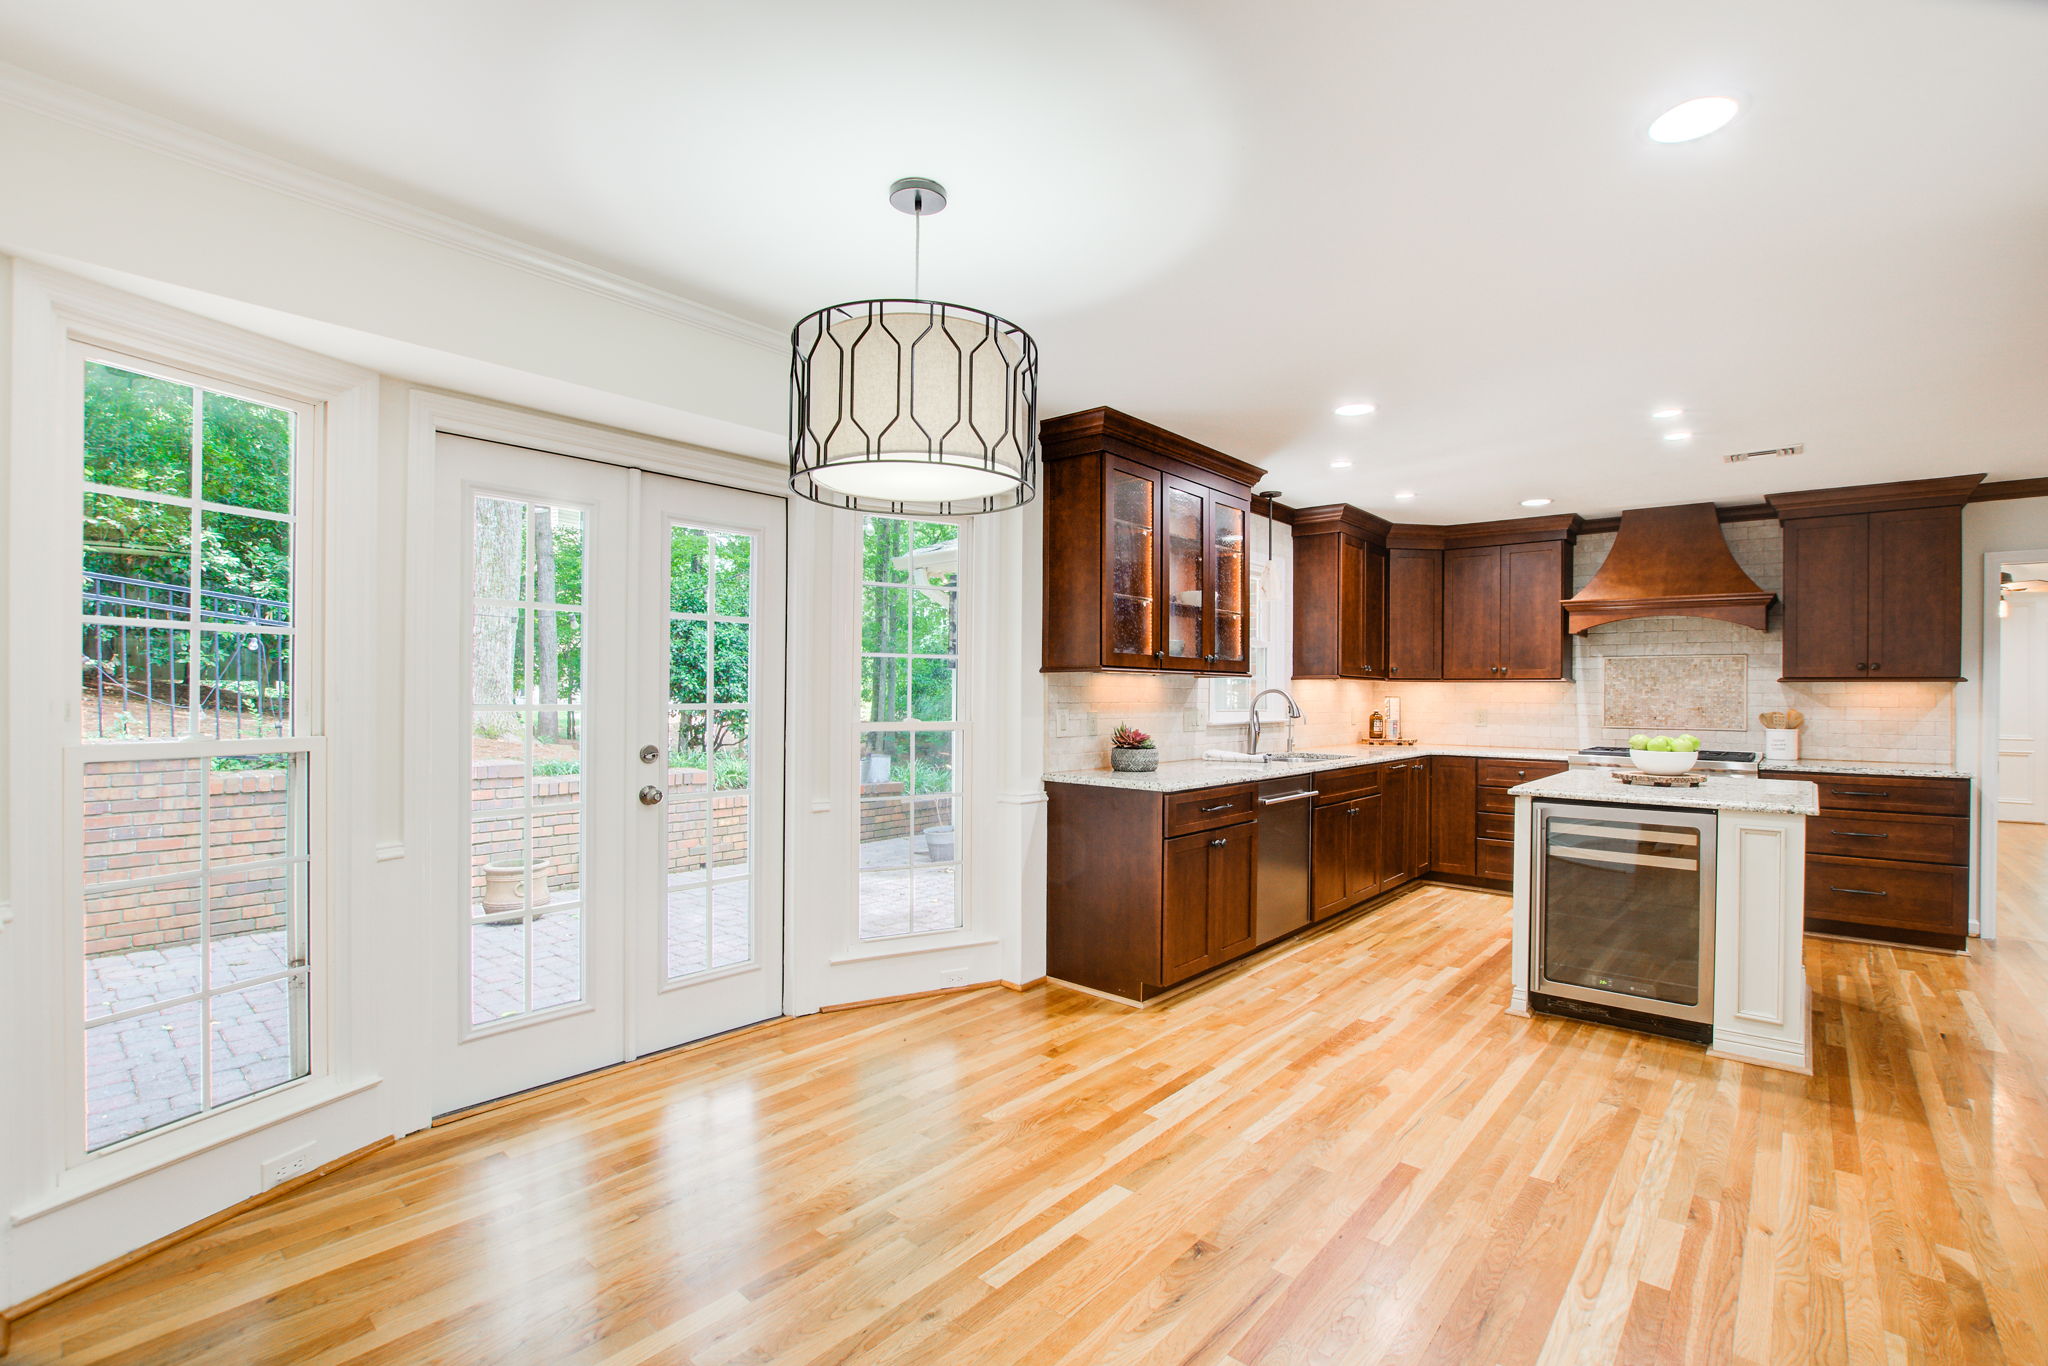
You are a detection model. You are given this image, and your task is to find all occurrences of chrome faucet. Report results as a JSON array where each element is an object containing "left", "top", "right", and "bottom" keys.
[{"left": 1246, "top": 688, "right": 1303, "bottom": 758}]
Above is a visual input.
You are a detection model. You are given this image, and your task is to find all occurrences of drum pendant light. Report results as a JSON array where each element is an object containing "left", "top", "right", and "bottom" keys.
[{"left": 789, "top": 178, "right": 1039, "bottom": 515}]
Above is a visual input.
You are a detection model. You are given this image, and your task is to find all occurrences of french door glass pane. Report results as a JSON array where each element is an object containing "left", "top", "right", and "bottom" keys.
[
  {"left": 859, "top": 516, "right": 963, "bottom": 939},
  {"left": 466, "top": 493, "right": 587, "bottom": 1024},
  {"left": 664, "top": 522, "right": 756, "bottom": 981}
]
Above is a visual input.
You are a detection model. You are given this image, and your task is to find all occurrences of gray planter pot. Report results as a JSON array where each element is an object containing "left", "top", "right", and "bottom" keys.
[{"left": 1110, "top": 748, "right": 1159, "bottom": 773}]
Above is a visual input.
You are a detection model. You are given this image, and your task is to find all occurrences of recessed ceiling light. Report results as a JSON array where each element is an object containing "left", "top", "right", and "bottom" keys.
[
  {"left": 1333, "top": 402, "right": 1376, "bottom": 417},
  {"left": 1663, "top": 430, "right": 1693, "bottom": 441},
  {"left": 1520, "top": 497, "right": 1553, "bottom": 508},
  {"left": 1651, "top": 408, "right": 1685, "bottom": 420},
  {"left": 1648, "top": 97, "right": 1739, "bottom": 144},
  {"left": 1329, "top": 458, "right": 1354, "bottom": 469},
  {"left": 1393, "top": 491, "right": 1417, "bottom": 501}
]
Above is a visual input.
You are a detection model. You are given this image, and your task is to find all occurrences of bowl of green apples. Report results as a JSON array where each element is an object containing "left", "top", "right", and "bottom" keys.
[{"left": 1627, "top": 733, "right": 1703, "bottom": 775}]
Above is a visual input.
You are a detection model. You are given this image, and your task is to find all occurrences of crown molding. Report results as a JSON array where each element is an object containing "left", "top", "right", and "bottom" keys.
[{"left": 0, "top": 61, "right": 784, "bottom": 354}]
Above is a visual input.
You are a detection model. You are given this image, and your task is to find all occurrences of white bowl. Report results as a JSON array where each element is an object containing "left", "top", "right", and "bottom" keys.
[{"left": 1630, "top": 749, "right": 1699, "bottom": 775}]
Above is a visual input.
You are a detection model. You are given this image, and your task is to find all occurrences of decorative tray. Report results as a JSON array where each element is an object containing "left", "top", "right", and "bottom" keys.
[{"left": 1610, "top": 770, "right": 1709, "bottom": 788}]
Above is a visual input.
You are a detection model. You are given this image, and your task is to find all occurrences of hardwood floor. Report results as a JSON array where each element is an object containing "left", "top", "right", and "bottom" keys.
[{"left": 11, "top": 828, "right": 2048, "bottom": 1364}]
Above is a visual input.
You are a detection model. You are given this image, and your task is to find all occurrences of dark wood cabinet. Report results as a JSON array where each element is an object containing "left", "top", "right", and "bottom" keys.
[
  {"left": 1385, "top": 548, "right": 1443, "bottom": 679},
  {"left": 1391, "top": 517, "right": 1578, "bottom": 681},
  {"left": 1767, "top": 474, "right": 1983, "bottom": 682},
  {"left": 1041, "top": 408, "right": 1263, "bottom": 675},
  {"left": 1428, "top": 756, "right": 1477, "bottom": 877},
  {"left": 1291, "top": 505, "right": 1389, "bottom": 679},
  {"left": 1162, "top": 823, "right": 1258, "bottom": 984},
  {"left": 1801, "top": 773, "right": 1972, "bottom": 951},
  {"left": 1380, "top": 759, "right": 1431, "bottom": 888},
  {"left": 1467, "top": 757, "right": 1568, "bottom": 886},
  {"left": 1312, "top": 791, "right": 1382, "bottom": 919}
]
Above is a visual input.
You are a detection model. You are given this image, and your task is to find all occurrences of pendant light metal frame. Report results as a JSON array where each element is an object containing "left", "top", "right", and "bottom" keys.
[{"left": 788, "top": 180, "right": 1040, "bottom": 516}]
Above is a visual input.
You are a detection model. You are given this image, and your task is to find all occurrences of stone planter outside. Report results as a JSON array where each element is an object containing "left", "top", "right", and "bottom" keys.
[
  {"left": 924, "top": 825, "right": 957, "bottom": 862},
  {"left": 482, "top": 857, "right": 555, "bottom": 913},
  {"left": 1110, "top": 749, "right": 1159, "bottom": 773}
]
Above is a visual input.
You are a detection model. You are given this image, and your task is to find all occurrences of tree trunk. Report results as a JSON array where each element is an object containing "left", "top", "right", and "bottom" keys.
[
  {"left": 534, "top": 507, "right": 558, "bottom": 741},
  {"left": 473, "top": 499, "right": 523, "bottom": 714}
]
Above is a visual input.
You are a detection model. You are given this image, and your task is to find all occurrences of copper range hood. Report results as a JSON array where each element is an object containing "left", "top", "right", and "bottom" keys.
[{"left": 1563, "top": 502, "right": 1774, "bottom": 633}]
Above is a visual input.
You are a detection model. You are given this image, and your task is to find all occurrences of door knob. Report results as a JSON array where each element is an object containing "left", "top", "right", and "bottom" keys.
[{"left": 638, "top": 785, "right": 665, "bottom": 806}]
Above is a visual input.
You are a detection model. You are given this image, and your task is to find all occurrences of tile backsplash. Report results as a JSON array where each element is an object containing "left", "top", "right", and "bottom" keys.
[{"left": 1042, "top": 520, "right": 1956, "bottom": 772}]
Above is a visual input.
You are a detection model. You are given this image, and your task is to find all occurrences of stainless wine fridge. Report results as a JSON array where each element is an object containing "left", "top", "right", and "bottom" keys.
[{"left": 1530, "top": 801, "right": 1716, "bottom": 1043}]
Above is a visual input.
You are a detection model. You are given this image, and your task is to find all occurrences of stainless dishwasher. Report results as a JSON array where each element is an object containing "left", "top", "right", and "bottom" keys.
[{"left": 1254, "top": 773, "right": 1317, "bottom": 944}]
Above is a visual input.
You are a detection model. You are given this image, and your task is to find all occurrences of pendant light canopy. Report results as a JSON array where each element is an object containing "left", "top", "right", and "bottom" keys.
[{"left": 789, "top": 178, "right": 1039, "bottom": 515}]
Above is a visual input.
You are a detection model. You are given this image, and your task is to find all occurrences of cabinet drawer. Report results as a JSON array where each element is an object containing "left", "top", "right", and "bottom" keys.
[
  {"left": 1476, "top": 786, "right": 1517, "bottom": 816},
  {"left": 1806, "top": 856, "right": 1967, "bottom": 938},
  {"left": 1315, "top": 764, "right": 1383, "bottom": 805},
  {"left": 1476, "top": 837, "right": 1515, "bottom": 881},
  {"left": 1476, "top": 811, "right": 1515, "bottom": 842},
  {"left": 1477, "top": 758, "right": 1568, "bottom": 789},
  {"left": 1812, "top": 774, "right": 1969, "bottom": 817},
  {"left": 1164, "top": 785, "right": 1256, "bottom": 836},
  {"left": 1807, "top": 811, "right": 1970, "bottom": 865}
]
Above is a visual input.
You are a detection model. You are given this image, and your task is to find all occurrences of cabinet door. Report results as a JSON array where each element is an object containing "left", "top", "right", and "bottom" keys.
[
  {"left": 1160, "top": 477, "right": 1209, "bottom": 672},
  {"left": 1441, "top": 546, "right": 1502, "bottom": 678},
  {"left": 1162, "top": 824, "right": 1255, "bottom": 983},
  {"left": 1407, "top": 760, "right": 1433, "bottom": 877},
  {"left": 1347, "top": 792, "right": 1385, "bottom": 901},
  {"left": 1312, "top": 804, "right": 1353, "bottom": 919},
  {"left": 1338, "top": 537, "right": 1386, "bottom": 678},
  {"left": 1207, "top": 491, "right": 1252, "bottom": 674},
  {"left": 1867, "top": 507, "right": 1963, "bottom": 679},
  {"left": 1380, "top": 764, "right": 1414, "bottom": 889},
  {"left": 1102, "top": 459, "right": 1163, "bottom": 670},
  {"left": 1428, "top": 756, "right": 1476, "bottom": 876},
  {"left": 1500, "top": 542, "right": 1569, "bottom": 679},
  {"left": 1386, "top": 548, "right": 1442, "bottom": 680},
  {"left": 1781, "top": 514, "right": 1868, "bottom": 680}
]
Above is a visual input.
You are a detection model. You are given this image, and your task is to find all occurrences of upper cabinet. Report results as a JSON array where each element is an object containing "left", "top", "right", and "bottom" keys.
[
  {"left": 1042, "top": 408, "right": 1261, "bottom": 674},
  {"left": 1390, "top": 517, "right": 1581, "bottom": 680},
  {"left": 1291, "top": 505, "right": 1390, "bottom": 679},
  {"left": 1767, "top": 475, "right": 1984, "bottom": 682}
]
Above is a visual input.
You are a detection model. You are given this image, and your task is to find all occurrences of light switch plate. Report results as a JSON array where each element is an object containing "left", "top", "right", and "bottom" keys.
[{"left": 1054, "top": 708, "right": 1096, "bottom": 738}]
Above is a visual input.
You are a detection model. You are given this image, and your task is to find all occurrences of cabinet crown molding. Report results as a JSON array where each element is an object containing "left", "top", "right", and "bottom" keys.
[
  {"left": 1040, "top": 407, "right": 1266, "bottom": 490},
  {"left": 1289, "top": 503, "right": 1392, "bottom": 541},
  {"left": 1385, "top": 513, "right": 1583, "bottom": 550},
  {"left": 1766, "top": 473, "right": 1986, "bottom": 520}
]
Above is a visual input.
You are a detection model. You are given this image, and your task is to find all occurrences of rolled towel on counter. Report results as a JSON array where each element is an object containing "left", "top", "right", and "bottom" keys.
[{"left": 1203, "top": 749, "right": 1269, "bottom": 763}]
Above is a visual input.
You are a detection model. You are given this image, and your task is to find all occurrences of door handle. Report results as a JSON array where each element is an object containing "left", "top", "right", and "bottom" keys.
[
  {"left": 1829, "top": 830, "right": 1888, "bottom": 839},
  {"left": 1209, "top": 837, "right": 1228, "bottom": 847},
  {"left": 1259, "top": 791, "right": 1316, "bottom": 805},
  {"left": 1828, "top": 886, "right": 1888, "bottom": 897},
  {"left": 639, "top": 785, "right": 665, "bottom": 806},
  {"left": 1346, "top": 807, "right": 1360, "bottom": 816}
]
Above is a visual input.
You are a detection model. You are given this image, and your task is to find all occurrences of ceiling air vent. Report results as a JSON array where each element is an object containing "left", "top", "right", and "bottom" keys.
[{"left": 1723, "top": 444, "right": 1803, "bottom": 464}]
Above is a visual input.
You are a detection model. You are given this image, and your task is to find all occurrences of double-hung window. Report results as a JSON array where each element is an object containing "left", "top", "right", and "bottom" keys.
[
  {"left": 855, "top": 515, "right": 964, "bottom": 938},
  {"left": 75, "top": 351, "right": 319, "bottom": 1154}
]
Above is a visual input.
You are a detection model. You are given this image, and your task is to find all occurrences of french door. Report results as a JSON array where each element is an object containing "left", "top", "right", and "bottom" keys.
[{"left": 431, "top": 435, "right": 785, "bottom": 1115}]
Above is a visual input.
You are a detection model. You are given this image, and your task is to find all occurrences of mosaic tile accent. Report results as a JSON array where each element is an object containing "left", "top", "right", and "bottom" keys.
[{"left": 1602, "top": 654, "right": 1748, "bottom": 732}]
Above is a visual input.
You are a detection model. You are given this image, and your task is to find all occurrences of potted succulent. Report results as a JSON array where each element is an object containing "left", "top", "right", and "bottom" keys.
[{"left": 1109, "top": 724, "right": 1159, "bottom": 773}]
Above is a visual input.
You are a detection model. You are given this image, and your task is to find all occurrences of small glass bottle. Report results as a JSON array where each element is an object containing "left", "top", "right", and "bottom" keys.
[{"left": 1367, "top": 710, "right": 1385, "bottom": 741}]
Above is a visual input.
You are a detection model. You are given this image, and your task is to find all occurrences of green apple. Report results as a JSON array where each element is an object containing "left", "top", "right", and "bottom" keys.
[
  {"left": 1646, "top": 736, "right": 1675, "bottom": 751},
  {"left": 1675, "top": 734, "right": 1702, "bottom": 752},
  {"left": 1628, "top": 734, "right": 1651, "bottom": 750}
]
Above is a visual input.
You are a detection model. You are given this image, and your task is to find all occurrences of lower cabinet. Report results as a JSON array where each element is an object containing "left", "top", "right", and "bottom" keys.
[
  {"left": 1382, "top": 759, "right": 1431, "bottom": 889},
  {"left": 1803, "top": 773, "right": 1971, "bottom": 950},
  {"left": 1162, "top": 822, "right": 1258, "bottom": 984},
  {"left": 1313, "top": 790, "right": 1382, "bottom": 919},
  {"left": 1467, "top": 757, "right": 1568, "bottom": 885}
]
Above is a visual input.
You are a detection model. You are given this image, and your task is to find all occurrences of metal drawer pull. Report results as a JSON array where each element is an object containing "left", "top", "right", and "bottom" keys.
[
  {"left": 1830, "top": 830, "right": 1888, "bottom": 839},
  {"left": 1259, "top": 791, "right": 1316, "bottom": 805},
  {"left": 1829, "top": 886, "right": 1888, "bottom": 897},
  {"left": 1199, "top": 802, "right": 1235, "bottom": 812},
  {"left": 1832, "top": 790, "right": 1886, "bottom": 798},
  {"left": 1209, "top": 838, "right": 1228, "bottom": 847},
  {"left": 1346, "top": 807, "right": 1360, "bottom": 816}
]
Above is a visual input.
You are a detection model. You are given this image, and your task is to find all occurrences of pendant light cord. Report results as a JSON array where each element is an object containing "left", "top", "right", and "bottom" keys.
[{"left": 913, "top": 201, "right": 922, "bottom": 300}]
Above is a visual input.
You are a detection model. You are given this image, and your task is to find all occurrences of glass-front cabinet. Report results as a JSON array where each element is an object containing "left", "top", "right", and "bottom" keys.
[{"left": 1043, "top": 409, "right": 1259, "bottom": 676}]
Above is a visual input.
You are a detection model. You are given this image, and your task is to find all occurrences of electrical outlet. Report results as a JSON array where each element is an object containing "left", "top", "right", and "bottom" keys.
[
  {"left": 1054, "top": 708, "right": 1095, "bottom": 739},
  {"left": 1182, "top": 708, "right": 1205, "bottom": 730},
  {"left": 939, "top": 967, "right": 971, "bottom": 989},
  {"left": 261, "top": 1141, "right": 317, "bottom": 1190}
]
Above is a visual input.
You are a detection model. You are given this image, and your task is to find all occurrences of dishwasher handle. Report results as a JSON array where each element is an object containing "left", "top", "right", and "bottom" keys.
[{"left": 1258, "top": 790, "right": 1317, "bottom": 806}]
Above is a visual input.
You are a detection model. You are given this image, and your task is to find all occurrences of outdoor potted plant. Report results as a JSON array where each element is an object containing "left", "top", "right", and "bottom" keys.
[{"left": 1109, "top": 724, "right": 1159, "bottom": 773}]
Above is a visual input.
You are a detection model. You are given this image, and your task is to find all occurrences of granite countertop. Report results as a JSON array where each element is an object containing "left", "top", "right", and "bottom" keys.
[
  {"left": 1759, "top": 759, "right": 1973, "bottom": 780},
  {"left": 1509, "top": 769, "right": 1819, "bottom": 816},
  {"left": 1041, "top": 744, "right": 1575, "bottom": 794}
]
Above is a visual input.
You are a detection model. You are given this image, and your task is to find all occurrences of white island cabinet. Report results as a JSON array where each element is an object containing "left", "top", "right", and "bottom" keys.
[{"left": 1504, "top": 771, "right": 1821, "bottom": 1074}]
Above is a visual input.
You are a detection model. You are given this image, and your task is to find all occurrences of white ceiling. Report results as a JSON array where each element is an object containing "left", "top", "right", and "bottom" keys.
[{"left": 2, "top": 0, "right": 2044, "bottom": 521}]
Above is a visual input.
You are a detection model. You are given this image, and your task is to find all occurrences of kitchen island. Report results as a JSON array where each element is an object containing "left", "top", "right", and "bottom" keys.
[{"left": 1506, "top": 769, "right": 1819, "bottom": 1073}]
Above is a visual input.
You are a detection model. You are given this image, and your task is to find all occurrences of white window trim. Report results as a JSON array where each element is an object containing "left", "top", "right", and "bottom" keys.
[{"left": 4, "top": 266, "right": 380, "bottom": 1224}]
